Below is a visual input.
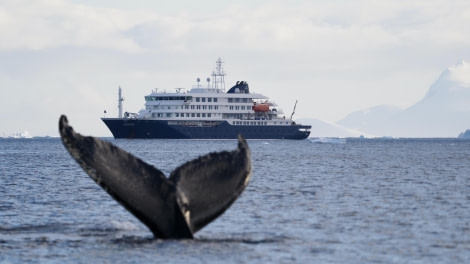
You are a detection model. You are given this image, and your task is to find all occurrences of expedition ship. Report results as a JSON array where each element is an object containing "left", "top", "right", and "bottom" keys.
[{"left": 101, "top": 58, "right": 311, "bottom": 139}]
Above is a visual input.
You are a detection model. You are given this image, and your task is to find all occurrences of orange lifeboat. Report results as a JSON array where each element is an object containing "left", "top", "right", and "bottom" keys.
[{"left": 252, "top": 103, "right": 270, "bottom": 112}]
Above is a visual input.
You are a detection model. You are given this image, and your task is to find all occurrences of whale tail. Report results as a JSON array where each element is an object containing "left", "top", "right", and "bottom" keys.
[{"left": 59, "top": 115, "right": 252, "bottom": 239}]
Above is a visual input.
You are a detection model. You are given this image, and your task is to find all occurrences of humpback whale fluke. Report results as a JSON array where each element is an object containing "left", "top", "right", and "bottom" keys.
[{"left": 58, "top": 115, "right": 251, "bottom": 239}]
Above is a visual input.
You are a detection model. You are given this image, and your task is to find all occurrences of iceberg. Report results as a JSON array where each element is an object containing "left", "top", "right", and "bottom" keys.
[
  {"left": 458, "top": 129, "right": 470, "bottom": 139},
  {"left": 0, "top": 131, "right": 33, "bottom": 138}
]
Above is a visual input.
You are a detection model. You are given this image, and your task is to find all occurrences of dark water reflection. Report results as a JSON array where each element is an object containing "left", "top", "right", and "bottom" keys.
[{"left": 1, "top": 138, "right": 469, "bottom": 263}]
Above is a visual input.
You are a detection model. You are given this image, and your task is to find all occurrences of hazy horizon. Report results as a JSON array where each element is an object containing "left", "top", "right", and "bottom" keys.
[{"left": 1, "top": 0, "right": 470, "bottom": 137}]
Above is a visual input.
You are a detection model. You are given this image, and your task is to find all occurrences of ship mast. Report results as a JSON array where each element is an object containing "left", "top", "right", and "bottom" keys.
[
  {"left": 211, "top": 57, "right": 226, "bottom": 91},
  {"left": 118, "top": 86, "right": 124, "bottom": 118}
]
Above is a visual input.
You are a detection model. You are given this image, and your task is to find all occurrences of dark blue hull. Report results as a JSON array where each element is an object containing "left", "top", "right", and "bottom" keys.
[{"left": 101, "top": 118, "right": 311, "bottom": 139}]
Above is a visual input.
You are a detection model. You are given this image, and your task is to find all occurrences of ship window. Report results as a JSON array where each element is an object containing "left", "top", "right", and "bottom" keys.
[
  {"left": 228, "top": 98, "right": 233, "bottom": 103},
  {"left": 166, "top": 113, "right": 172, "bottom": 117},
  {"left": 208, "top": 105, "right": 213, "bottom": 110},
  {"left": 191, "top": 113, "right": 195, "bottom": 117},
  {"left": 191, "top": 105, "right": 195, "bottom": 109},
  {"left": 186, "top": 113, "right": 190, "bottom": 117},
  {"left": 202, "top": 98, "right": 206, "bottom": 102},
  {"left": 185, "top": 105, "right": 189, "bottom": 109},
  {"left": 214, "top": 106, "right": 218, "bottom": 109},
  {"left": 208, "top": 98, "right": 212, "bottom": 102},
  {"left": 197, "top": 105, "right": 201, "bottom": 110},
  {"left": 202, "top": 113, "right": 206, "bottom": 117},
  {"left": 208, "top": 113, "right": 211, "bottom": 117},
  {"left": 196, "top": 97, "right": 200, "bottom": 102},
  {"left": 214, "top": 98, "right": 217, "bottom": 102},
  {"left": 175, "top": 113, "right": 179, "bottom": 117},
  {"left": 203, "top": 105, "right": 207, "bottom": 110},
  {"left": 235, "top": 98, "right": 240, "bottom": 102},
  {"left": 197, "top": 113, "right": 200, "bottom": 117}
]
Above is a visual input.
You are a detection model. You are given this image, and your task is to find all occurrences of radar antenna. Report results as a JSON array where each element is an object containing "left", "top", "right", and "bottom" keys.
[{"left": 211, "top": 57, "right": 226, "bottom": 91}]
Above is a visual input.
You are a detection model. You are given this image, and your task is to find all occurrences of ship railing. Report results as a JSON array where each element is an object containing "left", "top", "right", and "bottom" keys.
[
  {"left": 124, "top": 112, "right": 139, "bottom": 118},
  {"left": 178, "top": 121, "right": 221, "bottom": 127}
]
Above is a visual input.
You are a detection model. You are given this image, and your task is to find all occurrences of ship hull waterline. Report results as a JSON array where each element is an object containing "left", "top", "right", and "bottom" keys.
[{"left": 102, "top": 118, "right": 311, "bottom": 139}]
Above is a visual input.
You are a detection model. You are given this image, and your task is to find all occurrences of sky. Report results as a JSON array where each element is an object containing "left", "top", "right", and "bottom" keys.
[{"left": 1, "top": 0, "right": 469, "bottom": 137}]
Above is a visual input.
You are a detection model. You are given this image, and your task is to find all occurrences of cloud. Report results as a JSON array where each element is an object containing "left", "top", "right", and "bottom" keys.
[
  {"left": 1, "top": 0, "right": 470, "bottom": 136},
  {"left": 2, "top": 0, "right": 469, "bottom": 55},
  {"left": 0, "top": 0, "right": 153, "bottom": 52}
]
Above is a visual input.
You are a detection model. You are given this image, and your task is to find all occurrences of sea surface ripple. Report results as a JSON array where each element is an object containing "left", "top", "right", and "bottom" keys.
[{"left": 1, "top": 137, "right": 469, "bottom": 263}]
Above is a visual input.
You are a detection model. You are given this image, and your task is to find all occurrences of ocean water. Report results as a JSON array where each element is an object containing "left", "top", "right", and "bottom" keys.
[{"left": 1, "top": 137, "right": 469, "bottom": 263}]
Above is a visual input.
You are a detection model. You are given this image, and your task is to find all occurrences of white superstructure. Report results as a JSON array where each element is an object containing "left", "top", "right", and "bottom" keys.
[{"left": 129, "top": 58, "right": 295, "bottom": 127}]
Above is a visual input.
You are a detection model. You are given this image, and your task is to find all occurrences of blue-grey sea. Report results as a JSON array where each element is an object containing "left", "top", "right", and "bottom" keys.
[{"left": 1, "top": 137, "right": 469, "bottom": 263}]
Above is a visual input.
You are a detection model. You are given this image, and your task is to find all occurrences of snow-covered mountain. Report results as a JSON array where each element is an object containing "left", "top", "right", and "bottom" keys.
[
  {"left": 338, "top": 61, "right": 470, "bottom": 137},
  {"left": 337, "top": 105, "right": 403, "bottom": 136},
  {"left": 297, "top": 118, "right": 367, "bottom": 138}
]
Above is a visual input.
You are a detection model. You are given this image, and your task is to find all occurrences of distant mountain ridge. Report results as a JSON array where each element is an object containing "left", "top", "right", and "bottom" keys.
[
  {"left": 458, "top": 129, "right": 470, "bottom": 139},
  {"left": 337, "top": 61, "right": 470, "bottom": 137},
  {"left": 297, "top": 118, "right": 369, "bottom": 138}
]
